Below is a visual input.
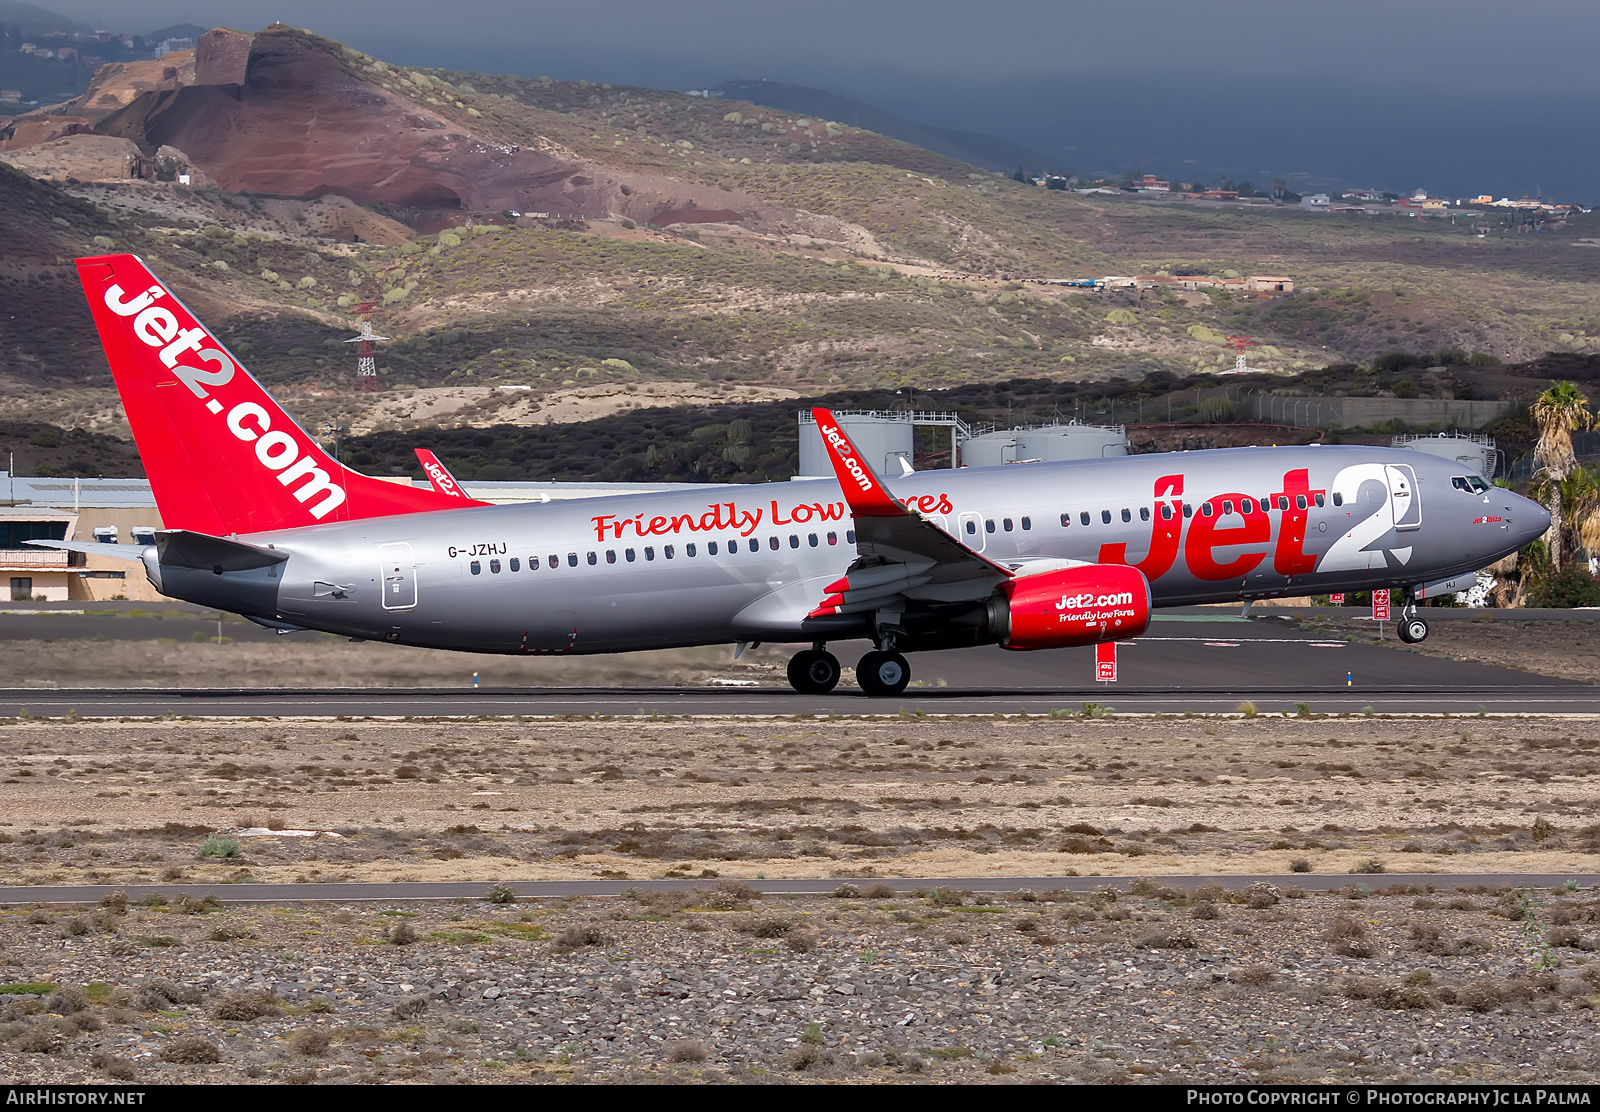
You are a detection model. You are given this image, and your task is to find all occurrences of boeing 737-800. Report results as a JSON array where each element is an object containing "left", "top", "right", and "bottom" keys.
[{"left": 40, "top": 254, "right": 1549, "bottom": 696}]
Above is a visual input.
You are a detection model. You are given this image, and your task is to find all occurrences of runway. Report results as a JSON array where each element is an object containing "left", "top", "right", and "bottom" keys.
[
  {"left": 0, "top": 874, "right": 1593, "bottom": 905},
  {"left": 3, "top": 680, "right": 1595, "bottom": 717},
  {"left": 2, "top": 607, "right": 1595, "bottom": 716}
]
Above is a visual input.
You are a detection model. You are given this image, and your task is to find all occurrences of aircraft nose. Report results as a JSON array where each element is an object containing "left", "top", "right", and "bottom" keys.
[{"left": 1511, "top": 493, "right": 1551, "bottom": 547}]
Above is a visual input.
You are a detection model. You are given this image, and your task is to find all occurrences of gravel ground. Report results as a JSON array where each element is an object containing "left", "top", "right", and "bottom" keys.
[
  {"left": 0, "top": 883, "right": 1596, "bottom": 1084},
  {"left": 1, "top": 707, "right": 1596, "bottom": 1084},
  {"left": 0, "top": 716, "right": 1595, "bottom": 885}
]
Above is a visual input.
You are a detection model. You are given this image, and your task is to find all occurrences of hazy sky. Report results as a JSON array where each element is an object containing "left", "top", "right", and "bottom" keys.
[{"left": 45, "top": 0, "right": 1600, "bottom": 200}]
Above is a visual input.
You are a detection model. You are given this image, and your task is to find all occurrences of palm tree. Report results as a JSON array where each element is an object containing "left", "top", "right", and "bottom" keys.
[
  {"left": 1563, "top": 465, "right": 1600, "bottom": 566},
  {"left": 1530, "top": 381, "right": 1594, "bottom": 572}
]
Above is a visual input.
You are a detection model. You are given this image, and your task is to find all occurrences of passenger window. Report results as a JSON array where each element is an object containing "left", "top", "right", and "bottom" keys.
[
  {"left": 985, "top": 519, "right": 996, "bottom": 533},
  {"left": 827, "top": 532, "right": 838, "bottom": 545},
  {"left": 625, "top": 549, "right": 636, "bottom": 562},
  {"left": 1101, "top": 510, "right": 1111, "bottom": 524},
  {"left": 606, "top": 550, "right": 616, "bottom": 564},
  {"left": 470, "top": 560, "right": 481, "bottom": 575},
  {"left": 1080, "top": 511, "right": 1090, "bottom": 526},
  {"left": 686, "top": 543, "right": 696, "bottom": 557},
  {"left": 587, "top": 552, "right": 597, "bottom": 565},
  {"left": 1222, "top": 500, "right": 1234, "bottom": 515},
  {"left": 1139, "top": 507, "right": 1150, "bottom": 521},
  {"left": 1241, "top": 498, "right": 1254, "bottom": 514},
  {"left": 769, "top": 536, "right": 780, "bottom": 550},
  {"left": 1183, "top": 503, "right": 1193, "bottom": 518},
  {"left": 1315, "top": 493, "right": 1326, "bottom": 507},
  {"left": 1060, "top": 513, "right": 1071, "bottom": 527},
  {"left": 1278, "top": 496, "right": 1289, "bottom": 510},
  {"left": 1202, "top": 503, "right": 1214, "bottom": 518},
  {"left": 1120, "top": 508, "right": 1131, "bottom": 523},
  {"left": 789, "top": 534, "right": 799, "bottom": 548},
  {"left": 509, "top": 558, "right": 520, "bottom": 572},
  {"left": 808, "top": 533, "right": 818, "bottom": 547},
  {"left": 664, "top": 545, "right": 675, "bottom": 559},
  {"left": 966, "top": 520, "right": 977, "bottom": 534},
  {"left": 708, "top": 541, "right": 719, "bottom": 555},
  {"left": 548, "top": 554, "right": 558, "bottom": 569},
  {"left": 1332, "top": 492, "right": 1343, "bottom": 507},
  {"left": 1002, "top": 518, "right": 1013, "bottom": 532},
  {"left": 1296, "top": 495, "right": 1307, "bottom": 510},
  {"left": 489, "top": 559, "right": 501, "bottom": 574},
  {"left": 530, "top": 556, "right": 540, "bottom": 569},
  {"left": 1021, "top": 516, "right": 1031, "bottom": 530},
  {"left": 1160, "top": 504, "right": 1173, "bottom": 521},
  {"left": 567, "top": 553, "right": 578, "bottom": 567},
  {"left": 645, "top": 547, "right": 655, "bottom": 561},
  {"left": 846, "top": 530, "right": 856, "bottom": 543}
]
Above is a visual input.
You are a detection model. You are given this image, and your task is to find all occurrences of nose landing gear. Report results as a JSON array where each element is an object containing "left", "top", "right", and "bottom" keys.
[{"left": 1396, "top": 592, "right": 1430, "bottom": 644}]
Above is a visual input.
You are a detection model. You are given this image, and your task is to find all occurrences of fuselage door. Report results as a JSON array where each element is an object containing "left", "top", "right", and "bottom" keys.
[
  {"left": 957, "top": 511, "right": 986, "bottom": 552},
  {"left": 1385, "top": 464, "right": 1421, "bottom": 531},
  {"left": 379, "top": 542, "right": 417, "bottom": 610}
]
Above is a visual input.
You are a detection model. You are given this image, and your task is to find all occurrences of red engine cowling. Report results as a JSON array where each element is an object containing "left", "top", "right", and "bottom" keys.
[{"left": 995, "top": 564, "right": 1152, "bottom": 651}]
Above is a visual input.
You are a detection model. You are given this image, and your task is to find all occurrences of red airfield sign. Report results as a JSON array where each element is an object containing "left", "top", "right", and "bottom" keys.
[
  {"left": 1095, "top": 640, "right": 1118, "bottom": 682},
  {"left": 1372, "top": 591, "right": 1391, "bottom": 621}
]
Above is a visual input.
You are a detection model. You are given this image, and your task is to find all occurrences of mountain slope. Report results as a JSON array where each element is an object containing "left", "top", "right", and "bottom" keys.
[{"left": 0, "top": 22, "right": 1592, "bottom": 443}]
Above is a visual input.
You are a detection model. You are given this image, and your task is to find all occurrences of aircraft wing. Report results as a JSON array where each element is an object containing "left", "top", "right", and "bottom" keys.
[{"left": 806, "top": 407, "right": 1012, "bottom": 617}]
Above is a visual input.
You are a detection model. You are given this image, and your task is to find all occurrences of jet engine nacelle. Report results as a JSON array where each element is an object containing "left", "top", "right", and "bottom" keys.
[{"left": 989, "top": 564, "right": 1152, "bottom": 651}]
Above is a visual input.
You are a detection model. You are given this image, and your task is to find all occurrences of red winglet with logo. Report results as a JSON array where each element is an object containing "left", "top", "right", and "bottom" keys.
[
  {"left": 806, "top": 408, "right": 1011, "bottom": 619},
  {"left": 414, "top": 449, "right": 491, "bottom": 505},
  {"left": 810, "top": 407, "right": 910, "bottom": 518},
  {"left": 77, "top": 254, "right": 476, "bottom": 536}
]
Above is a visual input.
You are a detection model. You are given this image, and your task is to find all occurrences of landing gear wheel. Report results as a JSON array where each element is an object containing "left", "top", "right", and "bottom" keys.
[
  {"left": 856, "top": 650, "right": 911, "bottom": 697},
  {"left": 787, "top": 649, "right": 841, "bottom": 694},
  {"left": 1398, "top": 616, "right": 1429, "bottom": 644}
]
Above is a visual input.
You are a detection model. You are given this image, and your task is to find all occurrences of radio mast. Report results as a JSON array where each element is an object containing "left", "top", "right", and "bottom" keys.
[{"left": 344, "top": 301, "right": 386, "bottom": 392}]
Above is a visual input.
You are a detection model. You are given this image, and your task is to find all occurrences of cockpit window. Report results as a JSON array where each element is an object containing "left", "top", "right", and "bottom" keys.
[{"left": 1453, "top": 475, "right": 1490, "bottom": 494}]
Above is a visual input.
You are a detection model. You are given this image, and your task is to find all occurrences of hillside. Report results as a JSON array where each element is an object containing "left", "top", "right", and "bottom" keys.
[{"left": 0, "top": 23, "right": 1593, "bottom": 446}]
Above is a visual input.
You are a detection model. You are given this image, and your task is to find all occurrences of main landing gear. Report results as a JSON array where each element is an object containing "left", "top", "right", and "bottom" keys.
[
  {"left": 785, "top": 644, "right": 912, "bottom": 696},
  {"left": 1396, "top": 592, "right": 1430, "bottom": 644},
  {"left": 787, "top": 646, "right": 841, "bottom": 694},
  {"left": 856, "top": 649, "right": 911, "bottom": 697}
]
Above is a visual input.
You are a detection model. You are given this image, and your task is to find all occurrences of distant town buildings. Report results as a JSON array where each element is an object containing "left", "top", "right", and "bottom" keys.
[
  {"left": 155, "top": 37, "right": 193, "bottom": 57},
  {"left": 1032, "top": 274, "right": 1294, "bottom": 295}
]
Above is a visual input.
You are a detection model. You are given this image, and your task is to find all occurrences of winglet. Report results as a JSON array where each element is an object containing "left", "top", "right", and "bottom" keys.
[
  {"left": 809, "top": 408, "right": 908, "bottom": 518},
  {"left": 414, "top": 449, "right": 491, "bottom": 505}
]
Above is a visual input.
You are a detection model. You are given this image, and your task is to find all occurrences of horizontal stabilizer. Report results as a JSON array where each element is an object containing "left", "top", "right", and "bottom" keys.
[
  {"left": 24, "top": 539, "right": 149, "bottom": 562},
  {"left": 156, "top": 530, "right": 288, "bottom": 572}
]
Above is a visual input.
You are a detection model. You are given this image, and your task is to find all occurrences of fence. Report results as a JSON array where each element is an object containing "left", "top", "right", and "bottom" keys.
[{"left": 1252, "top": 395, "right": 1513, "bottom": 430}]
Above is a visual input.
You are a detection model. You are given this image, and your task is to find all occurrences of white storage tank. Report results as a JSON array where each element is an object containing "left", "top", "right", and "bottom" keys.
[
  {"left": 798, "top": 413, "right": 915, "bottom": 477},
  {"left": 959, "top": 430, "right": 1021, "bottom": 468},
  {"left": 1392, "top": 432, "right": 1497, "bottom": 478},
  {"left": 1017, "top": 423, "right": 1127, "bottom": 461}
]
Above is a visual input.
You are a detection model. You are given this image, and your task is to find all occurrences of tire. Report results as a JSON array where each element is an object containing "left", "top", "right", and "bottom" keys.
[
  {"left": 1398, "top": 616, "right": 1429, "bottom": 644},
  {"left": 856, "top": 650, "right": 911, "bottom": 697},
  {"left": 787, "top": 649, "right": 841, "bottom": 694}
]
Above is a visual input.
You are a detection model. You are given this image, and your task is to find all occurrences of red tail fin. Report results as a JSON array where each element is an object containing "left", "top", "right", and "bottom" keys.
[
  {"left": 414, "top": 448, "right": 489, "bottom": 504},
  {"left": 77, "top": 254, "right": 471, "bottom": 535}
]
